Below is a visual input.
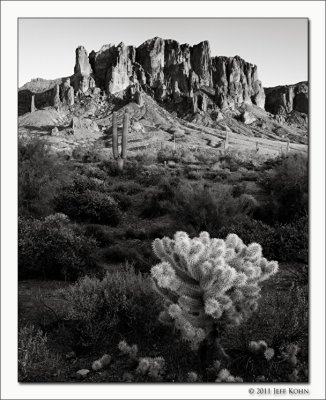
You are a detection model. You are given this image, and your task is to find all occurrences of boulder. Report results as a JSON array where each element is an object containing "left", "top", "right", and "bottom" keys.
[
  {"left": 51, "top": 127, "right": 59, "bottom": 135},
  {"left": 240, "top": 111, "right": 256, "bottom": 125}
]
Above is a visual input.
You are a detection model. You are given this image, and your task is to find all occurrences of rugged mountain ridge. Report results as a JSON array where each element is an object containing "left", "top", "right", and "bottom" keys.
[
  {"left": 19, "top": 37, "right": 266, "bottom": 116},
  {"left": 73, "top": 37, "right": 265, "bottom": 111},
  {"left": 265, "top": 81, "right": 308, "bottom": 115}
]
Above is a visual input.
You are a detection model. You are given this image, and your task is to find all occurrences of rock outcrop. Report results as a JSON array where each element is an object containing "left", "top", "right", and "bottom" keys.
[
  {"left": 212, "top": 56, "right": 265, "bottom": 109},
  {"left": 18, "top": 37, "right": 271, "bottom": 115},
  {"left": 82, "top": 37, "right": 266, "bottom": 110},
  {"left": 73, "top": 46, "right": 95, "bottom": 93},
  {"left": 264, "top": 81, "right": 308, "bottom": 115}
]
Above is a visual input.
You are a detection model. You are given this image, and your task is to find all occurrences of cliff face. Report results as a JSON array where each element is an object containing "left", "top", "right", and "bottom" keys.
[
  {"left": 74, "top": 37, "right": 265, "bottom": 110},
  {"left": 211, "top": 56, "right": 265, "bottom": 109},
  {"left": 264, "top": 81, "right": 308, "bottom": 115},
  {"left": 18, "top": 37, "right": 267, "bottom": 115}
]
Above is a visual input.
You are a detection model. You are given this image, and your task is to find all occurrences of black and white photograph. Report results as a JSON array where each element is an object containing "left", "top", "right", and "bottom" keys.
[{"left": 1, "top": 1, "right": 325, "bottom": 399}]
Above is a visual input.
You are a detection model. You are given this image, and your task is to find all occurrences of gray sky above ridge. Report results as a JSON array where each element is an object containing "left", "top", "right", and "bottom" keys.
[{"left": 19, "top": 18, "right": 308, "bottom": 88}]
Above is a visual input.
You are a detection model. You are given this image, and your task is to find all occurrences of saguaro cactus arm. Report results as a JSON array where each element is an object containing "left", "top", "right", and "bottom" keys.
[{"left": 122, "top": 111, "right": 129, "bottom": 159}]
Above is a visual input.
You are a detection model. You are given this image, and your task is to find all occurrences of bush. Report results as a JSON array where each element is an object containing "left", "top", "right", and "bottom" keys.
[
  {"left": 55, "top": 178, "right": 121, "bottom": 225},
  {"left": 60, "top": 265, "right": 163, "bottom": 346},
  {"left": 169, "top": 183, "right": 254, "bottom": 236},
  {"left": 18, "top": 213, "right": 98, "bottom": 280},
  {"left": 18, "top": 325, "right": 60, "bottom": 382},
  {"left": 18, "top": 137, "right": 71, "bottom": 217},
  {"left": 83, "top": 224, "right": 114, "bottom": 247},
  {"left": 217, "top": 216, "right": 308, "bottom": 262},
  {"left": 111, "top": 181, "right": 143, "bottom": 195},
  {"left": 157, "top": 146, "right": 192, "bottom": 164},
  {"left": 136, "top": 165, "right": 165, "bottom": 186},
  {"left": 103, "top": 241, "right": 155, "bottom": 271},
  {"left": 139, "top": 177, "right": 180, "bottom": 219},
  {"left": 110, "top": 192, "right": 132, "bottom": 211},
  {"left": 260, "top": 153, "right": 308, "bottom": 223}
]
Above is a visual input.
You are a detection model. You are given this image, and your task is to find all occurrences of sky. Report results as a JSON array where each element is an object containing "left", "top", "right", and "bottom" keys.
[{"left": 18, "top": 18, "right": 308, "bottom": 88}]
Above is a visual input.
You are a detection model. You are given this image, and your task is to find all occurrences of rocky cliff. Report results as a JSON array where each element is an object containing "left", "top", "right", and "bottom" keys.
[
  {"left": 265, "top": 81, "right": 308, "bottom": 115},
  {"left": 19, "top": 37, "right": 268, "bottom": 115},
  {"left": 76, "top": 37, "right": 265, "bottom": 111}
]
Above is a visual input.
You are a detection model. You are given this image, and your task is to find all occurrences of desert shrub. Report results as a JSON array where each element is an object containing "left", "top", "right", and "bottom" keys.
[
  {"left": 217, "top": 216, "right": 308, "bottom": 262},
  {"left": 18, "top": 213, "right": 98, "bottom": 280},
  {"left": 18, "top": 137, "right": 71, "bottom": 217},
  {"left": 103, "top": 241, "right": 155, "bottom": 271},
  {"left": 169, "top": 183, "right": 253, "bottom": 236},
  {"left": 83, "top": 224, "right": 113, "bottom": 247},
  {"left": 71, "top": 174, "right": 110, "bottom": 192},
  {"left": 125, "top": 225, "right": 174, "bottom": 241},
  {"left": 111, "top": 181, "right": 143, "bottom": 195},
  {"left": 99, "top": 159, "right": 121, "bottom": 176},
  {"left": 186, "top": 170, "right": 202, "bottom": 180},
  {"left": 260, "top": 153, "right": 308, "bottom": 223},
  {"left": 136, "top": 165, "right": 165, "bottom": 186},
  {"left": 139, "top": 190, "right": 170, "bottom": 219},
  {"left": 139, "top": 177, "right": 180, "bottom": 219},
  {"left": 157, "top": 146, "right": 191, "bottom": 164},
  {"left": 133, "top": 150, "right": 157, "bottom": 165},
  {"left": 60, "top": 265, "right": 163, "bottom": 346},
  {"left": 18, "top": 324, "right": 60, "bottom": 382},
  {"left": 110, "top": 192, "right": 132, "bottom": 211},
  {"left": 55, "top": 178, "right": 121, "bottom": 225},
  {"left": 243, "top": 170, "right": 259, "bottom": 181},
  {"left": 78, "top": 164, "right": 108, "bottom": 181},
  {"left": 232, "top": 182, "right": 247, "bottom": 197},
  {"left": 226, "top": 285, "right": 308, "bottom": 382},
  {"left": 194, "top": 150, "right": 221, "bottom": 165},
  {"left": 214, "top": 169, "right": 231, "bottom": 181}
]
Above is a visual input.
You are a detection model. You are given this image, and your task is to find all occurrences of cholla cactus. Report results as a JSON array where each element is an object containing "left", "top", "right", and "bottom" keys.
[
  {"left": 118, "top": 340, "right": 138, "bottom": 360},
  {"left": 151, "top": 231, "right": 278, "bottom": 350},
  {"left": 186, "top": 371, "right": 199, "bottom": 382},
  {"left": 281, "top": 343, "right": 299, "bottom": 367},
  {"left": 92, "top": 354, "right": 111, "bottom": 371},
  {"left": 215, "top": 368, "right": 243, "bottom": 383},
  {"left": 249, "top": 340, "right": 275, "bottom": 361},
  {"left": 136, "top": 357, "right": 165, "bottom": 380}
]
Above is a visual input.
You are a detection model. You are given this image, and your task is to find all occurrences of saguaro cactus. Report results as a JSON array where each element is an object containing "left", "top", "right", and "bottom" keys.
[
  {"left": 112, "top": 111, "right": 118, "bottom": 159},
  {"left": 31, "top": 95, "right": 36, "bottom": 113},
  {"left": 122, "top": 111, "right": 129, "bottom": 159},
  {"left": 151, "top": 231, "right": 278, "bottom": 357},
  {"left": 224, "top": 131, "right": 229, "bottom": 151}
]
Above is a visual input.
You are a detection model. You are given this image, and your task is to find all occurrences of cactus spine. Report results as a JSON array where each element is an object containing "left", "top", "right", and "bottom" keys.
[
  {"left": 122, "top": 111, "right": 129, "bottom": 159},
  {"left": 151, "top": 231, "right": 278, "bottom": 354},
  {"left": 112, "top": 111, "right": 118, "bottom": 159}
]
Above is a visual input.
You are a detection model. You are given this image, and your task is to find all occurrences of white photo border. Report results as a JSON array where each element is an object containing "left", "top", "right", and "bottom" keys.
[{"left": 1, "top": 1, "right": 325, "bottom": 399}]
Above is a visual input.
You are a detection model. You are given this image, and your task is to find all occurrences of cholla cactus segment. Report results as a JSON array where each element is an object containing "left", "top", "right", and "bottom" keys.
[
  {"left": 136, "top": 357, "right": 165, "bottom": 380},
  {"left": 288, "top": 369, "right": 299, "bottom": 382},
  {"left": 186, "top": 371, "right": 199, "bottom": 382},
  {"left": 264, "top": 348, "right": 275, "bottom": 361},
  {"left": 92, "top": 354, "right": 111, "bottom": 371},
  {"left": 151, "top": 231, "right": 278, "bottom": 349},
  {"left": 118, "top": 340, "right": 138, "bottom": 359}
]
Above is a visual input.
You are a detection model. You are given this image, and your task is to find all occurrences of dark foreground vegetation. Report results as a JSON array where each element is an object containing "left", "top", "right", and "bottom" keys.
[{"left": 18, "top": 137, "right": 308, "bottom": 383}]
